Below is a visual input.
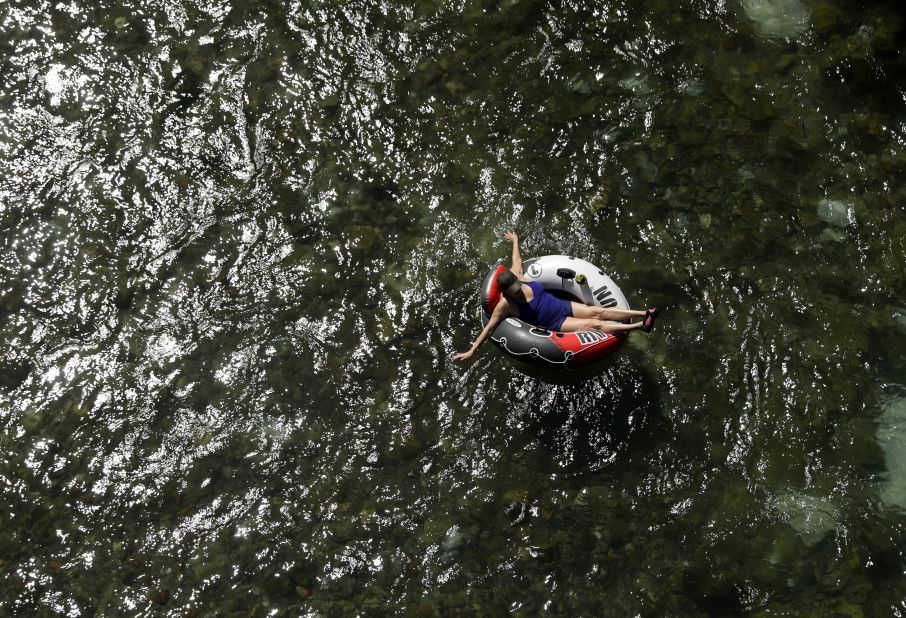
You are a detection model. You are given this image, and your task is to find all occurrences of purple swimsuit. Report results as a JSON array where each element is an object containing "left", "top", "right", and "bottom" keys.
[{"left": 513, "top": 281, "right": 573, "bottom": 331}]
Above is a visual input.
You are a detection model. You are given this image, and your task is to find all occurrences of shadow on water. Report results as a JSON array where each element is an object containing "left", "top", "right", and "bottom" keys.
[{"left": 510, "top": 352, "right": 664, "bottom": 474}]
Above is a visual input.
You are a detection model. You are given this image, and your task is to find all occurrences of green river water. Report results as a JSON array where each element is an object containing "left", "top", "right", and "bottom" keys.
[{"left": 2, "top": 0, "right": 906, "bottom": 615}]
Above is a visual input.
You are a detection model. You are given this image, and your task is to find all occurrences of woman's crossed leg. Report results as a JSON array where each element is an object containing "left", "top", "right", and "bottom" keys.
[
  {"left": 569, "top": 302, "right": 646, "bottom": 322},
  {"left": 559, "top": 316, "right": 644, "bottom": 334}
]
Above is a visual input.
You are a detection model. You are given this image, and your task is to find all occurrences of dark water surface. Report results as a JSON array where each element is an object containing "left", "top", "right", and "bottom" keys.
[{"left": 3, "top": 0, "right": 906, "bottom": 614}]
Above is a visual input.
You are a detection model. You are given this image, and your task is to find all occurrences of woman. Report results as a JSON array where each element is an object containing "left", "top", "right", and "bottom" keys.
[{"left": 452, "top": 231, "right": 658, "bottom": 362}]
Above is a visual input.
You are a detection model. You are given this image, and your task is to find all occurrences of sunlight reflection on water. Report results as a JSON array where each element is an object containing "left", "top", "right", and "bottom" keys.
[{"left": 1, "top": 0, "right": 906, "bottom": 614}]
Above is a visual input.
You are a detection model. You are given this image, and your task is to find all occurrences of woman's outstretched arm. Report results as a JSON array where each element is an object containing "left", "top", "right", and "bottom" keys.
[
  {"left": 452, "top": 299, "right": 510, "bottom": 361},
  {"left": 504, "top": 231, "right": 522, "bottom": 278}
]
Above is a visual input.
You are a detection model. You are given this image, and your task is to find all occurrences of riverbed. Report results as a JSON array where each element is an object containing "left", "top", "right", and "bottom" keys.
[{"left": 2, "top": 0, "right": 905, "bottom": 614}]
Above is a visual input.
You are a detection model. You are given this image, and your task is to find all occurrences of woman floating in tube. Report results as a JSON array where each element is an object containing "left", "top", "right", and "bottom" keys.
[{"left": 452, "top": 231, "right": 658, "bottom": 362}]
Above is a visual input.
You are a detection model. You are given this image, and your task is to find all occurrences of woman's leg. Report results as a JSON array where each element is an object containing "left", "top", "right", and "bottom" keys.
[
  {"left": 569, "top": 302, "right": 646, "bottom": 321},
  {"left": 560, "top": 317, "right": 644, "bottom": 334},
  {"left": 595, "top": 321, "right": 644, "bottom": 334},
  {"left": 597, "top": 307, "right": 646, "bottom": 321}
]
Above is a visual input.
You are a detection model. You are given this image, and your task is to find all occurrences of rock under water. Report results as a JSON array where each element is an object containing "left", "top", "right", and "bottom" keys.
[
  {"left": 773, "top": 490, "right": 837, "bottom": 547},
  {"left": 817, "top": 198, "right": 852, "bottom": 228},
  {"left": 879, "top": 393, "right": 906, "bottom": 511},
  {"left": 740, "top": 0, "right": 809, "bottom": 39}
]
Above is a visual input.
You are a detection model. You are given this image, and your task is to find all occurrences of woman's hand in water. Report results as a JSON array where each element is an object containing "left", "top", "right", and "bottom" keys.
[
  {"left": 503, "top": 231, "right": 518, "bottom": 245},
  {"left": 451, "top": 349, "right": 474, "bottom": 362}
]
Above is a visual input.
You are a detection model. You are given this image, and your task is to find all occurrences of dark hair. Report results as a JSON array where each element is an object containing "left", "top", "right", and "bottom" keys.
[{"left": 497, "top": 269, "right": 518, "bottom": 295}]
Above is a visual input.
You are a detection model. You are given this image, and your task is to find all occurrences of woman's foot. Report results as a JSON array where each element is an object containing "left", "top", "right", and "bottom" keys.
[{"left": 643, "top": 307, "right": 659, "bottom": 333}]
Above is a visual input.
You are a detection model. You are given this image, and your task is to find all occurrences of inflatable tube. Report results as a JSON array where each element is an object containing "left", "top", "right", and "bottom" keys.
[{"left": 479, "top": 255, "right": 630, "bottom": 370}]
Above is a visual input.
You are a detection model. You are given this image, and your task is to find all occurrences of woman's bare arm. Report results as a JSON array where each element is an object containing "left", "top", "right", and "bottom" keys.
[
  {"left": 504, "top": 231, "right": 522, "bottom": 278},
  {"left": 452, "top": 299, "right": 510, "bottom": 361}
]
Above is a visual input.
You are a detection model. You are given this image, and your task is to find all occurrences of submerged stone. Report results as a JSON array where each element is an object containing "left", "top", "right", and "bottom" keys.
[
  {"left": 741, "top": 0, "right": 809, "bottom": 39},
  {"left": 567, "top": 76, "right": 591, "bottom": 94},
  {"left": 817, "top": 199, "right": 852, "bottom": 228},
  {"left": 618, "top": 73, "right": 652, "bottom": 95},
  {"left": 878, "top": 393, "right": 906, "bottom": 511},
  {"left": 677, "top": 79, "right": 704, "bottom": 97},
  {"left": 819, "top": 227, "right": 846, "bottom": 243},
  {"left": 442, "top": 525, "right": 464, "bottom": 551},
  {"left": 773, "top": 490, "right": 837, "bottom": 547}
]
